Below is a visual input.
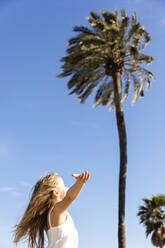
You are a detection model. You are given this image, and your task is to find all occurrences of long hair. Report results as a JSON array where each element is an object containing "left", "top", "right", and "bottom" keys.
[{"left": 14, "top": 173, "right": 59, "bottom": 248}]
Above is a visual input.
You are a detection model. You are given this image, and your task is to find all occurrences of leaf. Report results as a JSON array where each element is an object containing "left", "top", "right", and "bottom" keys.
[
  {"left": 142, "top": 30, "right": 151, "bottom": 49},
  {"left": 131, "top": 74, "right": 140, "bottom": 104},
  {"left": 121, "top": 75, "right": 131, "bottom": 102},
  {"left": 129, "top": 45, "right": 139, "bottom": 57},
  {"left": 119, "top": 16, "right": 130, "bottom": 42},
  {"left": 90, "top": 11, "right": 100, "bottom": 20},
  {"left": 93, "top": 79, "right": 114, "bottom": 107},
  {"left": 73, "top": 26, "right": 96, "bottom": 35},
  {"left": 101, "top": 10, "right": 116, "bottom": 25},
  {"left": 79, "top": 83, "right": 97, "bottom": 103},
  {"left": 57, "top": 71, "right": 72, "bottom": 78},
  {"left": 126, "top": 22, "right": 140, "bottom": 43},
  {"left": 132, "top": 12, "right": 137, "bottom": 25},
  {"left": 67, "top": 36, "right": 82, "bottom": 46},
  {"left": 114, "top": 9, "right": 120, "bottom": 26},
  {"left": 121, "top": 8, "right": 126, "bottom": 19}
]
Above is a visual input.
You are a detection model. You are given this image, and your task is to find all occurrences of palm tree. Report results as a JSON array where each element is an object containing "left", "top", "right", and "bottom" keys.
[
  {"left": 138, "top": 195, "right": 165, "bottom": 248},
  {"left": 57, "top": 8, "right": 155, "bottom": 248}
]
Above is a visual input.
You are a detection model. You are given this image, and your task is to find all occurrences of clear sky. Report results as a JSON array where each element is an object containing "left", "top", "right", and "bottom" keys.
[{"left": 0, "top": 0, "right": 165, "bottom": 247}]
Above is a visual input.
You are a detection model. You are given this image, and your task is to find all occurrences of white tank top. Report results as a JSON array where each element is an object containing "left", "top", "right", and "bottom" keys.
[{"left": 46, "top": 207, "right": 78, "bottom": 248}]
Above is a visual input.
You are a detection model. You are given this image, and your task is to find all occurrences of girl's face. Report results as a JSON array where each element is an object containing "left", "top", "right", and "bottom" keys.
[{"left": 55, "top": 176, "right": 68, "bottom": 200}]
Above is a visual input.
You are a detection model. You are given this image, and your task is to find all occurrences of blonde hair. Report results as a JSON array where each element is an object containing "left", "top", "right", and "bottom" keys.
[{"left": 14, "top": 173, "right": 59, "bottom": 248}]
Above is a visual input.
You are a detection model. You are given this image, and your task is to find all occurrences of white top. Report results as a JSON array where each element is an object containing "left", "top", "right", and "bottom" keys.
[{"left": 46, "top": 207, "right": 78, "bottom": 248}]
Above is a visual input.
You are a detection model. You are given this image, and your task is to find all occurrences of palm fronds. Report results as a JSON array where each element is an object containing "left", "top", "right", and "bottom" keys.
[
  {"left": 57, "top": 8, "right": 155, "bottom": 110},
  {"left": 138, "top": 195, "right": 165, "bottom": 247}
]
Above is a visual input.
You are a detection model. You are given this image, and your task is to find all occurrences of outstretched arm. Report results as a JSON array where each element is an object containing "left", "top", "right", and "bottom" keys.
[{"left": 55, "top": 170, "right": 90, "bottom": 214}]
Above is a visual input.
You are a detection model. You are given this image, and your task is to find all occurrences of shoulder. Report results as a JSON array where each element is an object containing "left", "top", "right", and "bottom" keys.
[{"left": 50, "top": 205, "right": 68, "bottom": 227}]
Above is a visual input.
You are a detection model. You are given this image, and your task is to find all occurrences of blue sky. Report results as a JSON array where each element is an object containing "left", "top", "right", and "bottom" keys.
[{"left": 0, "top": 0, "right": 165, "bottom": 247}]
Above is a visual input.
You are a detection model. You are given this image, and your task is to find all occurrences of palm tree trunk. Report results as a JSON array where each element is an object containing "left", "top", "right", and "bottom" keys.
[{"left": 112, "top": 71, "right": 127, "bottom": 248}]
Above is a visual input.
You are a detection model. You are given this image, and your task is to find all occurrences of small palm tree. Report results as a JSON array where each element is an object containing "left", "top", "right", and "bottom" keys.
[
  {"left": 138, "top": 195, "right": 165, "bottom": 248},
  {"left": 57, "top": 8, "right": 155, "bottom": 248}
]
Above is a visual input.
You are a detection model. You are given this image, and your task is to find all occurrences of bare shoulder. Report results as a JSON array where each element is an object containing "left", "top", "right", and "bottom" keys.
[{"left": 50, "top": 205, "right": 68, "bottom": 227}]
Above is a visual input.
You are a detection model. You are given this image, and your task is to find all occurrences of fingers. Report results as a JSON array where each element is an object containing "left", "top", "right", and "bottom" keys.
[
  {"left": 80, "top": 170, "right": 90, "bottom": 183},
  {"left": 72, "top": 171, "right": 90, "bottom": 183}
]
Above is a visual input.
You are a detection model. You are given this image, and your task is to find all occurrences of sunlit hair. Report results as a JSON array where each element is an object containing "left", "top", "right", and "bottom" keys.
[{"left": 13, "top": 172, "right": 59, "bottom": 248}]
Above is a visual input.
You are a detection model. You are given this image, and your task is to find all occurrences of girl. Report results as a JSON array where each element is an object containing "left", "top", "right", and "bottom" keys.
[{"left": 14, "top": 170, "right": 90, "bottom": 248}]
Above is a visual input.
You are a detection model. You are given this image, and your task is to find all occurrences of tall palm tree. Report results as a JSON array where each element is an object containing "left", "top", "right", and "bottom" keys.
[
  {"left": 138, "top": 195, "right": 165, "bottom": 248},
  {"left": 57, "top": 8, "right": 155, "bottom": 248}
]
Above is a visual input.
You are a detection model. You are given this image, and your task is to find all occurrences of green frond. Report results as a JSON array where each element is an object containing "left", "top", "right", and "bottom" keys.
[
  {"left": 131, "top": 27, "right": 145, "bottom": 48},
  {"left": 57, "top": 71, "right": 72, "bottom": 78},
  {"left": 69, "top": 78, "right": 91, "bottom": 95},
  {"left": 124, "top": 67, "right": 151, "bottom": 100},
  {"left": 129, "top": 26, "right": 151, "bottom": 50},
  {"left": 132, "top": 12, "right": 137, "bottom": 25},
  {"left": 137, "top": 210, "right": 147, "bottom": 216},
  {"left": 79, "top": 36, "right": 106, "bottom": 49},
  {"left": 69, "top": 67, "right": 105, "bottom": 96},
  {"left": 119, "top": 16, "right": 130, "bottom": 42},
  {"left": 67, "top": 35, "right": 83, "bottom": 46},
  {"left": 61, "top": 50, "right": 105, "bottom": 72},
  {"left": 104, "top": 26, "right": 120, "bottom": 41},
  {"left": 138, "top": 206, "right": 147, "bottom": 212},
  {"left": 142, "top": 30, "right": 151, "bottom": 49},
  {"left": 69, "top": 87, "right": 81, "bottom": 96},
  {"left": 90, "top": 11, "right": 100, "bottom": 20},
  {"left": 74, "top": 57, "right": 104, "bottom": 73},
  {"left": 66, "top": 45, "right": 79, "bottom": 54},
  {"left": 139, "top": 215, "right": 147, "bottom": 224},
  {"left": 121, "top": 8, "right": 126, "bottom": 19},
  {"left": 68, "top": 80, "right": 87, "bottom": 95},
  {"left": 114, "top": 9, "right": 120, "bottom": 26},
  {"left": 151, "top": 195, "right": 165, "bottom": 207},
  {"left": 101, "top": 93, "right": 113, "bottom": 105},
  {"left": 73, "top": 26, "right": 96, "bottom": 36},
  {"left": 93, "top": 79, "right": 114, "bottom": 107},
  {"left": 121, "top": 74, "right": 131, "bottom": 102},
  {"left": 78, "top": 83, "right": 98, "bottom": 103},
  {"left": 86, "top": 17, "right": 105, "bottom": 33},
  {"left": 128, "top": 45, "right": 139, "bottom": 58},
  {"left": 142, "top": 198, "right": 151, "bottom": 206},
  {"left": 131, "top": 74, "right": 141, "bottom": 104},
  {"left": 125, "top": 12, "right": 140, "bottom": 43},
  {"left": 126, "top": 22, "right": 140, "bottom": 43},
  {"left": 121, "top": 16, "right": 130, "bottom": 31},
  {"left": 101, "top": 10, "right": 117, "bottom": 25},
  {"left": 67, "top": 71, "right": 83, "bottom": 89},
  {"left": 142, "top": 68, "right": 156, "bottom": 80},
  {"left": 146, "top": 223, "right": 155, "bottom": 237},
  {"left": 137, "top": 53, "right": 154, "bottom": 65},
  {"left": 78, "top": 56, "right": 105, "bottom": 68},
  {"left": 138, "top": 195, "right": 165, "bottom": 239},
  {"left": 67, "top": 60, "right": 105, "bottom": 90},
  {"left": 126, "top": 65, "right": 155, "bottom": 88},
  {"left": 62, "top": 51, "right": 86, "bottom": 64}
]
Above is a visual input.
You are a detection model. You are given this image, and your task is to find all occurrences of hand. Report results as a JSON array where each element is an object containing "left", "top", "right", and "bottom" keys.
[{"left": 72, "top": 170, "right": 90, "bottom": 183}]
